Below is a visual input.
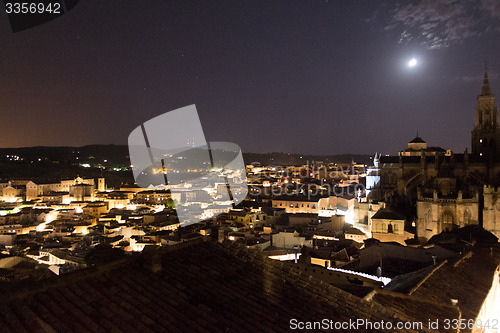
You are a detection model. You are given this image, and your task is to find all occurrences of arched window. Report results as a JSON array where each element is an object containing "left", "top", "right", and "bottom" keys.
[
  {"left": 442, "top": 212, "right": 453, "bottom": 224},
  {"left": 442, "top": 211, "right": 454, "bottom": 231},
  {"left": 440, "top": 181, "right": 451, "bottom": 196},
  {"left": 464, "top": 210, "right": 471, "bottom": 224},
  {"left": 387, "top": 223, "right": 393, "bottom": 233}
]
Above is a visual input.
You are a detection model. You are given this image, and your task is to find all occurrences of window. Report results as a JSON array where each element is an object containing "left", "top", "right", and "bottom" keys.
[
  {"left": 442, "top": 211, "right": 455, "bottom": 231},
  {"left": 440, "top": 181, "right": 451, "bottom": 196},
  {"left": 464, "top": 210, "right": 471, "bottom": 224},
  {"left": 442, "top": 212, "right": 453, "bottom": 224}
]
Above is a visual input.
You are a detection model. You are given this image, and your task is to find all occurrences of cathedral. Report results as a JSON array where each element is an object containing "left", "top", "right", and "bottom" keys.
[{"left": 367, "top": 71, "right": 500, "bottom": 240}]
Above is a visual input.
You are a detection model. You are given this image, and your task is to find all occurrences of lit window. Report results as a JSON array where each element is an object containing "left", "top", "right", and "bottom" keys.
[{"left": 442, "top": 212, "right": 454, "bottom": 225}]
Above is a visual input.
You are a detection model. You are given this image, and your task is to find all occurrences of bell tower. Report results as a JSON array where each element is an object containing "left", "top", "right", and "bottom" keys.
[{"left": 471, "top": 69, "right": 500, "bottom": 156}]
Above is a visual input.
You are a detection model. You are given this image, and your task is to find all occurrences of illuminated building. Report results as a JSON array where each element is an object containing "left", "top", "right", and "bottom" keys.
[
  {"left": 371, "top": 70, "right": 500, "bottom": 240},
  {"left": 471, "top": 71, "right": 500, "bottom": 156}
]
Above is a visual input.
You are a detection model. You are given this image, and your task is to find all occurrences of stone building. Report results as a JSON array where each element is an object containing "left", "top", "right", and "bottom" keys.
[
  {"left": 482, "top": 185, "right": 500, "bottom": 238},
  {"left": 416, "top": 189, "right": 479, "bottom": 240},
  {"left": 371, "top": 207, "right": 413, "bottom": 245},
  {"left": 370, "top": 70, "right": 500, "bottom": 240},
  {"left": 471, "top": 71, "right": 500, "bottom": 156}
]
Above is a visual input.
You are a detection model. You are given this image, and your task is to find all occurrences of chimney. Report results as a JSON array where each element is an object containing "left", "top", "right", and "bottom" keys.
[{"left": 293, "top": 245, "right": 299, "bottom": 264}]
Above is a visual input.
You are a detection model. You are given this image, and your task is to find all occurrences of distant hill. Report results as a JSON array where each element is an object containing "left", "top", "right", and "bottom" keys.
[
  {"left": 0, "top": 145, "right": 372, "bottom": 185},
  {"left": 0, "top": 145, "right": 132, "bottom": 186},
  {"left": 243, "top": 152, "right": 372, "bottom": 166},
  {"left": 0, "top": 145, "right": 130, "bottom": 165},
  {"left": 0, "top": 145, "right": 372, "bottom": 166}
]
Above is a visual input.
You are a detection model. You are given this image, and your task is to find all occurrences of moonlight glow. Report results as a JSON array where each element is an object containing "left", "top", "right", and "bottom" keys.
[{"left": 408, "top": 58, "right": 417, "bottom": 67}]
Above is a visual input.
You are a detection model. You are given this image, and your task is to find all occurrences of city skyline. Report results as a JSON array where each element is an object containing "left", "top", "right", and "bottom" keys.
[
  {"left": 3, "top": 2, "right": 500, "bottom": 332},
  {"left": 2, "top": 1, "right": 500, "bottom": 155}
]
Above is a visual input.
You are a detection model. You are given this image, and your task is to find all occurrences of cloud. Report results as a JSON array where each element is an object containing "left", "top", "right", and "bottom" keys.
[
  {"left": 482, "top": 0, "right": 500, "bottom": 19},
  {"left": 386, "top": 0, "right": 500, "bottom": 48},
  {"left": 453, "top": 72, "right": 499, "bottom": 84}
]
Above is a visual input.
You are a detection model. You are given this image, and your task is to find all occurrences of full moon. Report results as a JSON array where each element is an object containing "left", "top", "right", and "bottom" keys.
[{"left": 408, "top": 58, "right": 417, "bottom": 67}]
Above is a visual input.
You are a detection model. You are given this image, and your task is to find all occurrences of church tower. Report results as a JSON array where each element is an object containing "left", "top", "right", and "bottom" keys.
[{"left": 471, "top": 70, "right": 500, "bottom": 156}]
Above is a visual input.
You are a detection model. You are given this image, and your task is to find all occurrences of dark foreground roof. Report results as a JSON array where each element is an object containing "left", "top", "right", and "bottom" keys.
[
  {"left": 410, "top": 246, "right": 500, "bottom": 321},
  {"left": 0, "top": 239, "right": 482, "bottom": 332},
  {"left": 426, "top": 225, "right": 499, "bottom": 249}
]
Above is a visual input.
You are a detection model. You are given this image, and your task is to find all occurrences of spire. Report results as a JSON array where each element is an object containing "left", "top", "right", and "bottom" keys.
[{"left": 481, "top": 63, "right": 492, "bottom": 96}]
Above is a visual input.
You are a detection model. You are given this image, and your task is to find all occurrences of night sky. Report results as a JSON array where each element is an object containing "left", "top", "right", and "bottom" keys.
[{"left": 1, "top": 0, "right": 500, "bottom": 155}]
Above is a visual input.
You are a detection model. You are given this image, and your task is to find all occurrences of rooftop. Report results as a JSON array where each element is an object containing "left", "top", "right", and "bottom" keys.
[
  {"left": 0, "top": 239, "right": 475, "bottom": 332},
  {"left": 409, "top": 136, "right": 426, "bottom": 144},
  {"left": 371, "top": 207, "right": 406, "bottom": 221}
]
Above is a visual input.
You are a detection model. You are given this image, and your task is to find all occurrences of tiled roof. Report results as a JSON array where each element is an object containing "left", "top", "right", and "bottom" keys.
[
  {"left": 409, "top": 136, "right": 426, "bottom": 143},
  {"left": 410, "top": 246, "right": 500, "bottom": 322},
  {"left": 426, "top": 225, "right": 498, "bottom": 249},
  {"left": 330, "top": 248, "right": 350, "bottom": 262},
  {"left": 0, "top": 239, "right": 476, "bottom": 332},
  {"left": 371, "top": 207, "right": 406, "bottom": 221},
  {"left": 227, "top": 210, "right": 249, "bottom": 217},
  {"left": 369, "top": 290, "right": 459, "bottom": 330},
  {"left": 402, "top": 147, "right": 445, "bottom": 152},
  {"left": 344, "top": 227, "right": 366, "bottom": 235},
  {"left": 383, "top": 263, "right": 439, "bottom": 293}
]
